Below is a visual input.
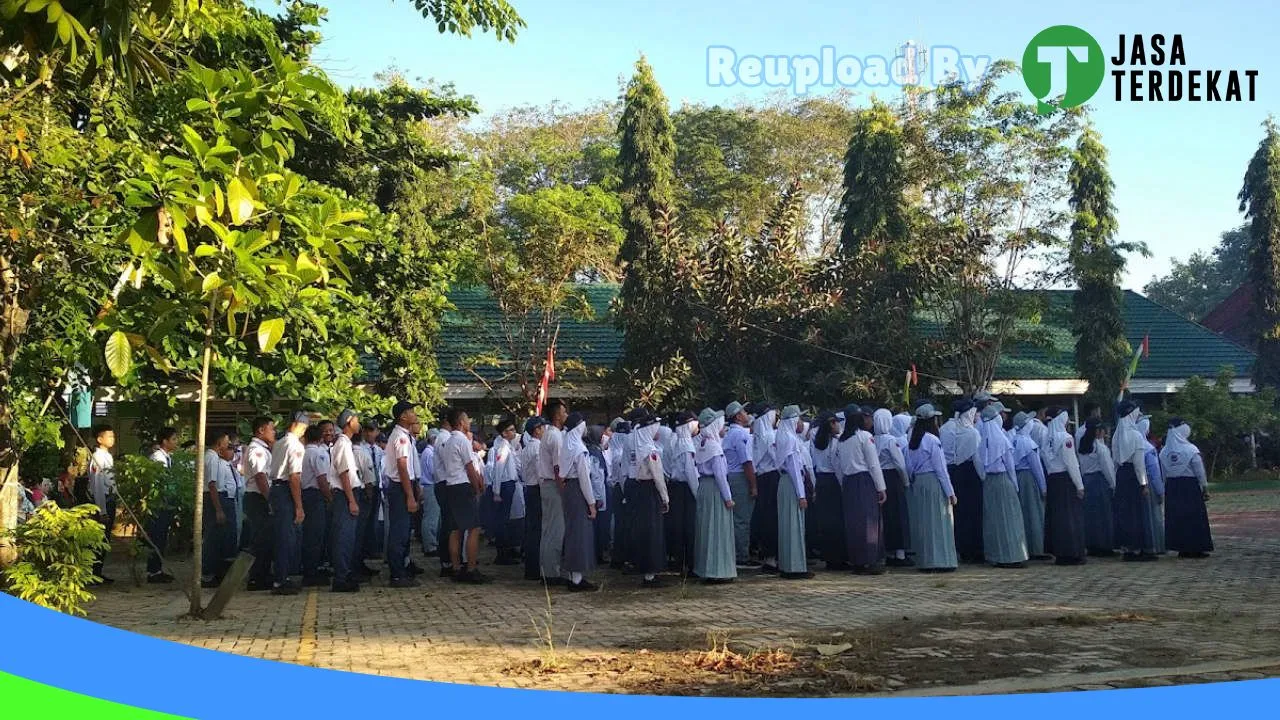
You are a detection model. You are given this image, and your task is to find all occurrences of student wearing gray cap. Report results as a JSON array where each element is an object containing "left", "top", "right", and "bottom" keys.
[
  {"left": 693, "top": 408, "right": 736, "bottom": 583},
  {"left": 904, "top": 403, "right": 957, "bottom": 572},
  {"left": 722, "top": 401, "right": 758, "bottom": 569}
]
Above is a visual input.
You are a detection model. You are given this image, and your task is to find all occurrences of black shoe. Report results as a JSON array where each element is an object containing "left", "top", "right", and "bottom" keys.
[
  {"left": 567, "top": 579, "right": 598, "bottom": 592},
  {"left": 703, "top": 577, "right": 735, "bottom": 585},
  {"left": 759, "top": 563, "right": 780, "bottom": 575},
  {"left": 1137, "top": 553, "right": 1159, "bottom": 562},
  {"left": 147, "top": 572, "right": 175, "bottom": 584},
  {"left": 200, "top": 577, "right": 220, "bottom": 589},
  {"left": 440, "top": 566, "right": 456, "bottom": 578},
  {"left": 919, "top": 567, "right": 957, "bottom": 574},
  {"left": 1089, "top": 549, "right": 1117, "bottom": 558},
  {"left": 737, "top": 559, "right": 762, "bottom": 570},
  {"left": 885, "top": 557, "right": 915, "bottom": 568},
  {"left": 641, "top": 577, "right": 665, "bottom": 588},
  {"left": 1030, "top": 553, "right": 1054, "bottom": 561},
  {"left": 685, "top": 570, "right": 700, "bottom": 579},
  {"left": 780, "top": 570, "right": 815, "bottom": 580},
  {"left": 1054, "top": 557, "right": 1087, "bottom": 566},
  {"left": 994, "top": 562, "right": 1027, "bottom": 569},
  {"left": 271, "top": 582, "right": 301, "bottom": 596},
  {"left": 824, "top": 561, "right": 851, "bottom": 571},
  {"left": 1121, "top": 553, "right": 1141, "bottom": 562},
  {"left": 331, "top": 581, "right": 360, "bottom": 593},
  {"left": 852, "top": 565, "right": 886, "bottom": 576},
  {"left": 357, "top": 564, "right": 377, "bottom": 577},
  {"left": 1178, "top": 551, "right": 1210, "bottom": 559},
  {"left": 407, "top": 563, "right": 425, "bottom": 576},
  {"left": 301, "top": 575, "right": 328, "bottom": 587},
  {"left": 455, "top": 569, "right": 491, "bottom": 585},
  {"left": 389, "top": 577, "right": 420, "bottom": 588},
  {"left": 246, "top": 580, "right": 272, "bottom": 592}
]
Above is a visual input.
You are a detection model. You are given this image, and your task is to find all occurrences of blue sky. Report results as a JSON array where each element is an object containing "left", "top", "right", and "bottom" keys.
[{"left": 276, "top": 0, "right": 1277, "bottom": 291}]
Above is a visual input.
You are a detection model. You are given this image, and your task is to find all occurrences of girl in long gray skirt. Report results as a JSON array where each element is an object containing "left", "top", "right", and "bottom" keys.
[
  {"left": 977, "top": 402, "right": 1028, "bottom": 568},
  {"left": 693, "top": 408, "right": 736, "bottom": 583},
  {"left": 1010, "top": 412, "right": 1048, "bottom": 559},
  {"left": 839, "top": 405, "right": 887, "bottom": 574},
  {"left": 1077, "top": 418, "right": 1117, "bottom": 557},
  {"left": 904, "top": 404, "right": 957, "bottom": 572},
  {"left": 1137, "top": 416, "right": 1166, "bottom": 554},
  {"left": 560, "top": 412, "right": 598, "bottom": 591},
  {"left": 774, "top": 405, "right": 812, "bottom": 579}
]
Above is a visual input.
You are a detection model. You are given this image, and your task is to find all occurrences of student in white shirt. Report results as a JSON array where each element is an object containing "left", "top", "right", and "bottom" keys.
[
  {"left": 299, "top": 423, "right": 334, "bottom": 585},
  {"left": 267, "top": 412, "right": 310, "bottom": 595},
  {"left": 1077, "top": 417, "right": 1117, "bottom": 557},
  {"left": 520, "top": 417, "right": 548, "bottom": 581},
  {"left": 665, "top": 411, "right": 700, "bottom": 577},
  {"left": 200, "top": 429, "right": 238, "bottom": 587},
  {"left": 357, "top": 421, "right": 384, "bottom": 571},
  {"left": 328, "top": 409, "right": 363, "bottom": 592},
  {"left": 88, "top": 424, "right": 118, "bottom": 584},
  {"left": 1042, "top": 408, "right": 1087, "bottom": 565},
  {"left": 1160, "top": 418, "right": 1214, "bottom": 558},
  {"left": 537, "top": 399, "right": 569, "bottom": 585},
  {"left": 838, "top": 405, "right": 887, "bottom": 575},
  {"left": 382, "top": 401, "right": 421, "bottom": 588},
  {"left": 439, "top": 408, "right": 490, "bottom": 584},
  {"left": 490, "top": 417, "right": 521, "bottom": 566},
  {"left": 144, "top": 427, "right": 179, "bottom": 584},
  {"left": 242, "top": 417, "right": 277, "bottom": 591}
]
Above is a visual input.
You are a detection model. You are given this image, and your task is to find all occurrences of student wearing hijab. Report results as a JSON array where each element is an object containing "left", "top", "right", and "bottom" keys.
[
  {"left": 978, "top": 402, "right": 1029, "bottom": 568},
  {"left": 586, "top": 425, "right": 611, "bottom": 565},
  {"left": 874, "top": 409, "right": 912, "bottom": 567},
  {"left": 520, "top": 417, "right": 547, "bottom": 581},
  {"left": 722, "top": 401, "right": 758, "bottom": 569},
  {"left": 1010, "top": 412, "right": 1049, "bottom": 560},
  {"left": 904, "top": 403, "right": 957, "bottom": 572},
  {"left": 1160, "top": 418, "right": 1213, "bottom": 558},
  {"left": 490, "top": 417, "right": 521, "bottom": 565},
  {"left": 1112, "top": 401, "right": 1157, "bottom": 562},
  {"left": 773, "top": 405, "right": 812, "bottom": 580},
  {"left": 839, "top": 405, "right": 887, "bottom": 575},
  {"left": 1137, "top": 415, "right": 1166, "bottom": 555},
  {"left": 630, "top": 408, "right": 670, "bottom": 587},
  {"left": 810, "top": 412, "right": 847, "bottom": 570},
  {"left": 608, "top": 418, "right": 633, "bottom": 570},
  {"left": 942, "top": 399, "right": 984, "bottom": 564},
  {"left": 1077, "top": 417, "right": 1117, "bottom": 557},
  {"left": 664, "top": 411, "right": 700, "bottom": 576},
  {"left": 749, "top": 404, "right": 781, "bottom": 573},
  {"left": 1041, "top": 408, "right": 1087, "bottom": 565},
  {"left": 559, "top": 412, "right": 598, "bottom": 591},
  {"left": 693, "top": 408, "right": 737, "bottom": 583}
]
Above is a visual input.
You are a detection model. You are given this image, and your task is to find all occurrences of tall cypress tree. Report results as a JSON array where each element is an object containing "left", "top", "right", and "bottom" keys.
[
  {"left": 615, "top": 56, "right": 680, "bottom": 376},
  {"left": 1239, "top": 119, "right": 1280, "bottom": 389},
  {"left": 1069, "top": 127, "right": 1130, "bottom": 408}
]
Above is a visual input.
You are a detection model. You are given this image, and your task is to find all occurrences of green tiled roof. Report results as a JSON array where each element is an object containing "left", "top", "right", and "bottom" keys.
[
  {"left": 427, "top": 285, "right": 1254, "bottom": 385},
  {"left": 437, "top": 284, "right": 623, "bottom": 384}
]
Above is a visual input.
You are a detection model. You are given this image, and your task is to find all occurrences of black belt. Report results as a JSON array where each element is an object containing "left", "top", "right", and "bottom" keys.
[{"left": 271, "top": 480, "right": 288, "bottom": 487}]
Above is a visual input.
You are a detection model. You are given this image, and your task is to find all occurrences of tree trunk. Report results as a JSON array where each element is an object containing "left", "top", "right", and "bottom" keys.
[
  {"left": 0, "top": 461, "right": 18, "bottom": 567},
  {"left": 1, "top": 252, "right": 31, "bottom": 568},
  {"left": 189, "top": 299, "right": 216, "bottom": 617}
]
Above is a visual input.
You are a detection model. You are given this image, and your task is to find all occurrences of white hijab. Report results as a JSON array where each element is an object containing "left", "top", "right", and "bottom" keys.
[
  {"left": 872, "top": 409, "right": 897, "bottom": 456},
  {"left": 1112, "top": 407, "right": 1145, "bottom": 464},
  {"left": 1136, "top": 417, "right": 1155, "bottom": 452},
  {"left": 979, "top": 413, "right": 1012, "bottom": 470},
  {"left": 563, "top": 419, "right": 587, "bottom": 462},
  {"left": 891, "top": 413, "right": 913, "bottom": 439},
  {"left": 694, "top": 416, "right": 725, "bottom": 465},
  {"left": 675, "top": 420, "right": 697, "bottom": 456},
  {"left": 633, "top": 421, "right": 659, "bottom": 458},
  {"left": 1161, "top": 422, "right": 1199, "bottom": 462},
  {"left": 752, "top": 410, "right": 776, "bottom": 465},
  {"left": 1043, "top": 411, "right": 1069, "bottom": 464},
  {"left": 774, "top": 416, "right": 799, "bottom": 465}
]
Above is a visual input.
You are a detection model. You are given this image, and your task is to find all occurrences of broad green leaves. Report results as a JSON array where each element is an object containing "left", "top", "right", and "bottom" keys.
[
  {"left": 227, "top": 177, "right": 254, "bottom": 225},
  {"left": 257, "top": 317, "right": 284, "bottom": 353},
  {"left": 104, "top": 331, "right": 132, "bottom": 378}
]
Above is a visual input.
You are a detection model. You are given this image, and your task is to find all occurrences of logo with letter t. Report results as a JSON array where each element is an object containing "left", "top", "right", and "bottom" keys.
[{"left": 1022, "top": 25, "right": 1105, "bottom": 114}]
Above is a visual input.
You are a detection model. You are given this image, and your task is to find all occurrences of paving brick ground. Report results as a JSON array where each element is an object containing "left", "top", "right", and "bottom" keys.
[{"left": 84, "top": 489, "right": 1280, "bottom": 695}]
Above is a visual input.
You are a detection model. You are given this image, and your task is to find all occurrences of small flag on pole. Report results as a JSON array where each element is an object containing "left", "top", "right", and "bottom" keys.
[
  {"left": 1118, "top": 333, "right": 1150, "bottom": 403},
  {"left": 535, "top": 343, "right": 556, "bottom": 416}
]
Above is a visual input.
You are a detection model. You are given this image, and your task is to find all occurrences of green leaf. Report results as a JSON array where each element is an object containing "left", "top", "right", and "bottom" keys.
[
  {"left": 201, "top": 271, "right": 223, "bottom": 294},
  {"left": 105, "top": 331, "right": 132, "bottom": 379},
  {"left": 227, "top": 178, "right": 253, "bottom": 226},
  {"left": 257, "top": 317, "right": 285, "bottom": 354},
  {"left": 194, "top": 244, "right": 218, "bottom": 258}
]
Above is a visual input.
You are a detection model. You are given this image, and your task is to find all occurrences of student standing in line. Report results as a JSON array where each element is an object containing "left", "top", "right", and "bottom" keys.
[
  {"left": 199, "top": 429, "right": 237, "bottom": 588},
  {"left": 773, "top": 405, "right": 812, "bottom": 580},
  {"left": 351, "top": 424, "right": 378, "bottom": 580},
  {"left": 520, "top": 417, "right": 548, "bottom": 580},
  {"left": 1160, "top": 418, "right": 1213, "bottom": 559},
  {"left": 88, "top": 424, "right": 118, "bottom": 584},
  {"left": 693, "top": 408, "right": 737, "bottom": 584},
  {"left": 145, "top": 427, "right": 179, "bottom": 584},
  {"left": 243, "top": 417, "right": 277, "bottom": 591},
  {"left": 559, "top": 412, "right": 598, "bottom": 592},
  {"left": 358, "top": 421, "right": 385, "bottom": 563},
  {"left": 490, "top": 417, "right": 522, "bottom": 565},
  {"left": 665, "top": 411, "right": 700, "bottom": 577},
  {"left": 329, "top": 409, "right": 363, "bottom": 592},
  {"left": 630, "top": 408, "right": 670, "bottom": 587},
  {"left": 810, "top": 412, "right": 847, "bottom": 571},
  {"left": 431, "top": 416, "right": 454, "bottom": 576},
  {"left": 838, "top": 405, "right": 886, "bottom": 575},
  {"left": 299, "top": 423, "right": 333, "bottom": 586},
  {"left": 438, "top": 408, "right": 490, "bottom": 584},
  {"left": 607, "top": 418, "right": 631, "bottom": 570},
  {"left": 942, "top": 400, "right": 984, "bottom": 564},
  {"left": 1137, "top": 415, "right": 1166, "bottom": 554},
  {"left": 418, "top": 429, "right": 439, "bottom": 559},
  {"left": 722, "top": 402, "right": 758, "bottom": 570},
  {"left": 382, "top": 402, "right": 421, "bottom": 588},
  {"left": 538, "top": 399, "right": 569, "bottom": 585},
  {"left": 1010, "top": 413, "right": 1049, "bottom": 560},
  {"left": 749, "top": 404, "right": 780, "bottom": 573},
  {"left": 904, "top": 403, "right": 957, "bottom": 573},
  {"left": 586, "top": 425, "right": 611, "bottom": 565},
  {"left": 1112, "top": 401, "right": 1158, "bottom": 562},
  {"left": 1077, "top": 418, "right": 1117, "bottom": 557},
  {"left": 1042, "top": 408, "right": 1087, "bottom": 566},
  {"left": 977, "top": 402, "right": 1029, "bottom": 568},
  {"left": 874, "top": 409, "right": 911, "bottom": 567}
]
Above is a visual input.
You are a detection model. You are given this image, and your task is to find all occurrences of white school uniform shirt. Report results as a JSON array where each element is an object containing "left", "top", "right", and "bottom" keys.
[
  {"left": 1160, "top": 425, "right": 1209, "bottom": 491},
  {"left": 1043, "top": 427, "right": 1085, "bottom": 492},
  {"left": 722, "top": 424, "right": 753, "bottom": 474},
  {"left": 811, "top": 438, "right": 838, "bottom": 474},
  {"left": 609, "top": 432, "right": 631, "bottom": 484},
  {"left": 519, "top": 436, "right": 541, "bottom": 488},
  {"left": 382, "top": 424, "right": 419, "bottom": 484},
  {"left": 1077, "top": 440, "right": 1117, "bottom": 489},
  {"left": 301, "top": 444, "right": 329, "bottom": 490},
  {"left": 751, "top": 411, "right": 778, "bottom": 473},
  {"left": 242, "top": 438, "right": 272, "bottom": 494},
  {"left": 149, "top": 447, "right": 173, "bottom": 469},
  {"left": 588, "top": 451, "right": 608, "bottom": 509},
  {"left": 269, "top": 432, "right": 305, "bottom": 483},
  {"left": 329, "top": 434, "right": 361, "bottom": 491},
  {"left": 837, "top": 430, "right": 886, "bottom": 492},
  {"left": 979, "top": 417, "right": 1019, "bottom": 491},
  {"left": 633, "top": 424, "right": 669, "bottom": 504},
  {"left": 670, "top": 424, "right": 700, "bottom": 492},
  {"left": 204, "top": 449, "right": 237, "bottom": 495},
  {"left": 437, "top": 431, "right": 474, "bottom": 486},
  {"left": 89, "top": 447, "right": 116, "bottom": 516},
  {"left": 490, "top": 436, "right": 518, "bottom": 501},
  {"left": 537, "top": 424, "right": 563, "bottom": 481},
  {"left": 354, "top": 442, "right": 377, "bottom": 489}
]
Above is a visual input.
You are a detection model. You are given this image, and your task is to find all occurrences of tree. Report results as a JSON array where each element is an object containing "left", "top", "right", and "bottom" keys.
[
  {"left": 672, "top": 104, "right": 772, "bottom": 238},
  {"left": 1239, "top": 119, "right": 1280, "bottom": 390},
  {"left": 1158, "top": 369, "right": 1278, "bottom": 478},
  {"left": 1143, "top": 226, "right": 1251, "bottom": 321},
  {"left": 1069, "top": 127, "right": 1146, "bottom": 408},
  {"left": 614, "top": 56, "right": 684, "bottom": 377}
]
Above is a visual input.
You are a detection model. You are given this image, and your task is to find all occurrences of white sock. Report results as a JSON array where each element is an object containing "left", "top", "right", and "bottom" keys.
[
  {"left": 895, "top": 550, "right": 906, "bottom": 560},
  {"left": 571, "top": 572, "right": 583, "bottom": 584},
  {"left": 644, "top": 574, "right": 656, "bottom": 581}
]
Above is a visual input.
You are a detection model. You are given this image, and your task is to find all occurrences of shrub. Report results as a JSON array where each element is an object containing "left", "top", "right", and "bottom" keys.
[
  {"left": 1153, "top": 369, "right": 1279, "bottom": 479},
  {"left": 2, "top": 504, "right": 108, "bottom": 616},
  {"left": 114, "top": 451, "right": 197, "bottom": 553}
]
